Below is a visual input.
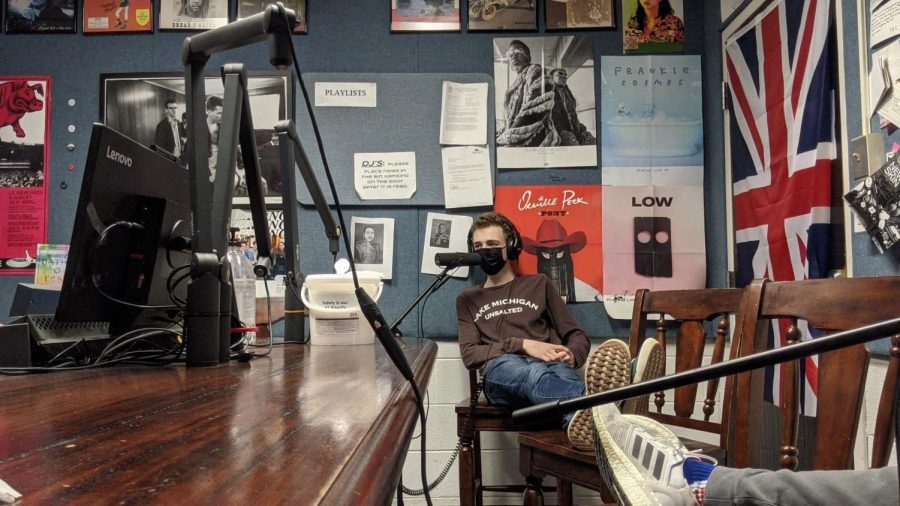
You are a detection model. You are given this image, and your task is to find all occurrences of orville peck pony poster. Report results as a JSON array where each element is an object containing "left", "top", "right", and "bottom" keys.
[
  {"left": 0, "top": 77, "right": 51, "bottom": 275},
  {"left": 495, "top": 185, "right": 602, "bottom": 303}
]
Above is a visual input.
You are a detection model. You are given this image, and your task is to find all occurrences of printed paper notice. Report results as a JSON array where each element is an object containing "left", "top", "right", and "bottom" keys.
[
  {"left": 441, "top": 146, "right": 492, "bottom": 209},
  {"left": 354, "top": 152, "right": 417, "bottom": 200},
  {"left": 440, "top": 81, "right": 488, "bottom": 145},
  {"left": 871, "top": 0, "right": 900, "bottom": 48},
  {"left": 315, "top": 82, "right": 377, "bottom": 107}
]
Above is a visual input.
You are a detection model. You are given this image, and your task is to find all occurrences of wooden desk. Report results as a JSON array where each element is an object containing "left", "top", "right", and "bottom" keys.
[{"left": 0, "top": 339, "right": 436, "bottom": 504}]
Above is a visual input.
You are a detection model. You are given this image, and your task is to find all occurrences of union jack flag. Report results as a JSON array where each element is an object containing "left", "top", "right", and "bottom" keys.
[{"left": 725, "top": 0, "right": 835, "bottom": 415}]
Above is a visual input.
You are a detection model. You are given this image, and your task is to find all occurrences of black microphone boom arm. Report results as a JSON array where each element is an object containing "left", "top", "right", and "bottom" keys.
[{"left": 512, "top": 316, "right": 900, "bottom": 424}]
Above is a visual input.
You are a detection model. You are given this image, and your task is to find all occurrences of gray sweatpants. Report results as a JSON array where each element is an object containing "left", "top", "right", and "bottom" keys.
[{"left": 705, "top": 466, "right": 899, "bottom": 506}]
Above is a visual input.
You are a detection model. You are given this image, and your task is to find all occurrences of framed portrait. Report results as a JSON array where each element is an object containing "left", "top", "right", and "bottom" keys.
[
  {"left": 4, "top": 0, "right": 77, "bottom": 33},
  {"left": 545, "top": 0, "right": 615, "bottom": 31},
  {"left": 236, "top": 0, "right": 307, "bottom": 33},
  {"left": 622, "top": 0, "right": 685, "bottom": 54},
  {"left": 100, "top": 71, "right": 292, "bottom": 205},
  {"left": 467, "top": 0, "right": 536, "bottom": 32},
  {"left": 390, "top": 0, "right": 460, "bottom": 32},
  {"left": 83, "top": 0, "right": 153, "bottom": 33},
  {"left": 158, "top": 0, "right": 229, "bottom": 31}
]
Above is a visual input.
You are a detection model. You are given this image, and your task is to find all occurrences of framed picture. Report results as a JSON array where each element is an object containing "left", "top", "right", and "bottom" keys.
[
  {"left": 467, "top": 0, "right": 536, "bottom": 32},
  {"left": 390, "top": 0, "right": 460, "bottom": 32},
  {"left": 545, "top": 0, "right": 615, "bottom": 31},
  {"left": 236, "top": 0, "right": 307, "bottom": 33},
  {"left": 83, "top": 0, "right": 153, "bottom": 33},
  {"left": 622, "top": 0, "right": 685, "bottom": 54},
  {"left": 4, "top": 0, "right": 77, "bottom": 33},
  {"left": 100, "top": 71, "right": 292, "bottom": 205},
  {"left": 158, "top": 0, "right": 229, "bottom": 31}
]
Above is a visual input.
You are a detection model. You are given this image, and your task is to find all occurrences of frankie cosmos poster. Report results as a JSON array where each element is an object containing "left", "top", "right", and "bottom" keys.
[
  {"left": 495, "top": 185, "right": 601, "bottom": 303},
  {"left": 0, "top": 77, "right": 50, "bottom": 275}
]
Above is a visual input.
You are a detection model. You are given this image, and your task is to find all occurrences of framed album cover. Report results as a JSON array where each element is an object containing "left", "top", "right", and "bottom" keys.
[
  {"left": 4, "top": 0, "right": 77, "bottom": 33},
  {"left": 100, "top": 72, "right": 292, "bottom": 205},
  {"left": 83, "top": 0, "right": 153, "bottom": 33},
  {"left": 158, "top": 0, "right": 229, "bottom": 31},
  {"left": 236, "top": 0, "right": 307, "bottom": 33},
  {"left": 390, "top": 0, "right": 460, "bottom": 32},
  {"left": 545, "top": 0, "right": 615, "bottom": 31},
  {"left": 467, "top": 0, "right": 536, "bottom": 32}
]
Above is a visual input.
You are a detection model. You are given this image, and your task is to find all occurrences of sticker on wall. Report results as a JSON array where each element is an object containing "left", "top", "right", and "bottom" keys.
[
  {"left": 0, "top": 77, "right": 51, "bottom": 275},
  {"left": 83, "top": 0, "right": 153, "bottom": 33}
]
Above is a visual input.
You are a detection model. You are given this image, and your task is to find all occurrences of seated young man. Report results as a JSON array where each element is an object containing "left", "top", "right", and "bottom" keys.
[{"left": 456, "top": 211, "right": 591, "bottom": 441}]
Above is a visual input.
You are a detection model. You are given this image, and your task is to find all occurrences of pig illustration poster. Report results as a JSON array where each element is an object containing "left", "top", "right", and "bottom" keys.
[
  {"left": 0, "top": 77, "right": 51, "bottom": 275},
  {"left": 495, "top": 185, "right": 602, "bottom": 303}
]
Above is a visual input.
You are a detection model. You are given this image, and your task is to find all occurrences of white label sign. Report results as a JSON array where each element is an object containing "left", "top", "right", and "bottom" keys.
[
  {"left": 314, "top": 82, "right": 377, "bottom": 107},
  {"left": 354, "top": 152, "right": 417, "bottom": 200}
]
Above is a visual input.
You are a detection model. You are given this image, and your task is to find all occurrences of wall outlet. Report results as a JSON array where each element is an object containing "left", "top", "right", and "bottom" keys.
[{"left": 850, "top": 133, "right": 885, "bottom": 180}]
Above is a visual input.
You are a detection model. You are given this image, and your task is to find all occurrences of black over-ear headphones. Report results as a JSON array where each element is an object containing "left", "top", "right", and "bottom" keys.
[{"left": 467, "top": 215, "right": 522, "bottom": 261}]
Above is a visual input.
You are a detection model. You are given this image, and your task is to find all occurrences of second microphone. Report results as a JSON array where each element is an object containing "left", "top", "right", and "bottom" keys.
[{"left": 435, "top": 252, "right": 482, "bottom": 267}]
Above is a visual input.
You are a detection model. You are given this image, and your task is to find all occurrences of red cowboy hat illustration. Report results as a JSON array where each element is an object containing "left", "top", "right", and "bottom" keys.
[{"left": 522, "top": 219, "right": 587, "bottom": 254}]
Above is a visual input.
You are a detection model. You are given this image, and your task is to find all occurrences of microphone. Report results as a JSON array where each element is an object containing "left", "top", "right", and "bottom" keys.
[{"left": 434, "top": 252, "right": 482, "bottom": 267}]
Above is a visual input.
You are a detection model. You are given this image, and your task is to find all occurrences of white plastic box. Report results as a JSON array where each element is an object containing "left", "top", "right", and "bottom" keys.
[{"left": 301, "top": 271, "right": 383, "bottom": 345}]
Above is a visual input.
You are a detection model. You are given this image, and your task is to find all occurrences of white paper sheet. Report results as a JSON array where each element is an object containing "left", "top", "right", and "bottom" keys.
[
  {"left": 441, "top": 146, "right": 493, "bottom": 209},
  {"left": 350, "top": 216, "right": 394, "bottom": 280},
  {"left": 874, "top": 42, "right": 900, "bottom": 126},
  {"left": 420, "top": 212, "right": 474, "bottom": 278},
  {"left": 353, "top": 152, "right": 417, "bottom": 200},
  {"left": 871, "top": 0, "right": 900, "bottom": 48},
  {"left": 440, "top": 81, "right": 488, "bottom": 145},
  {"left": 869, "top": 53, "right": 891, "bottom": 118}
]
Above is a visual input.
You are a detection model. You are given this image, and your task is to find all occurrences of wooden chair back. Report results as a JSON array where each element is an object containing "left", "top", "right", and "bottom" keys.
[
  {"left": 732, "top": 277, "right": 900, "bottom": 471},
  {"left": 628, "top": 287, "right": 754, "bottom": 462}
]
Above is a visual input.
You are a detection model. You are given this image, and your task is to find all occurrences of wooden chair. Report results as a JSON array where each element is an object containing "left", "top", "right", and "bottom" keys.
[
  {"left": 627, "top": 287, "right": 752, "bottom": 462},
  {"left": 456, "top": 369, "right": 563, "bottom": 506},
  {"left": 517, "top": 287, "right": 755, "bottom": 505},
  {"left": 731, "top": 277, "right": 900, "bottom": 471}
]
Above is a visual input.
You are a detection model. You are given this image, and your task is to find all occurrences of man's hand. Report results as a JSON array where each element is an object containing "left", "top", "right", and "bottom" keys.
[{"left": 523, "top": 340, "right": 574, "bottom": 366}]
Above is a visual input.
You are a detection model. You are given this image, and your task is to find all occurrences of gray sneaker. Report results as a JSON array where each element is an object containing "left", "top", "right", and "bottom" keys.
[
  {"left": 591, "top": 402, "right": 712, "bottom": 505},
  {"left": 623, "top": 338, "right": 666, "bottom": 416},
  {"left": 568, "top": 339, "right": 632, "bottom": 451}
]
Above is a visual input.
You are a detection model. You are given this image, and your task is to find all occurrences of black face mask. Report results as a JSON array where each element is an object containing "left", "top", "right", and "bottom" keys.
[{"left": 478, "top": 247, "right": 506, "bottom": 276}]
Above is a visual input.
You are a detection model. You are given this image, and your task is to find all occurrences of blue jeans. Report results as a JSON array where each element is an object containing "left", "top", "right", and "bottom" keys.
[{"left": 483, "top": 354, "right": 585, "bottom": 429}]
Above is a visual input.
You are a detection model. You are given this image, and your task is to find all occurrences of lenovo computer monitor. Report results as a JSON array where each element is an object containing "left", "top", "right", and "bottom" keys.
[{"left": 55, "top": 123, "right": 191, "bottom": 335}]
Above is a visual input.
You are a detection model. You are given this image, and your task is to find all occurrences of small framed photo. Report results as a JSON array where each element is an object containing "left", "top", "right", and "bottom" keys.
[
  {"left": 546, "top": 0, "right": 615, "bottom": 31},
  {"left": 158, "top": 0, "right": 229, "bottom": 31},
  {"left": 622, "top": 0, "right": 685, "bottom": 54},
  {"left": 4, "top": 0, "right": 77, "bottom": 33},
  {"left": 83, "top": 0, "right": 153, "bottom": 33},
  {"left": 390, "top": 0, "right": 461, "bottom": 32},
  {"left": 467, "top": 0, "right": 536, "bottom": 32},
  {"left": 236, "top": 0, "right": 307, "bottom": 34}
]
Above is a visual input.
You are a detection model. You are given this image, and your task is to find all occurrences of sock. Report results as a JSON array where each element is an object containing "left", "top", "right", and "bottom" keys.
[{"left": 683, "top": 458, "right": 715, "bottom": 505}]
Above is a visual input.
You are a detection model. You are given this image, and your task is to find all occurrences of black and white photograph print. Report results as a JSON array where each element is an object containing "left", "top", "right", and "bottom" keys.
[
  {"left": 236, "top": 0, "right": 306, "bottom": 33},
  {"left": 468, "top": 0, "right": 536, "bottom": 31},
  {"left": 545, "top": 0, "right": 615, "bottom": 31},
  {"left": 350, "top": 216, "right": 394, "bottom": 279},
  {"left": 390, "top": 0, "right": 460, "bottom": 32},
  {"left": 4, "top": 0, "right": 77, "bottom": 33},
  {"left": 429, "top": 219, "right": 451, "bottom": 248},
  {"left": 101, "top": 72, "right": 292, "bottom": 204},
  {"left": 493, "top": 36, "right": 598, "bottom": 169},
  {"left": 158, "top": 0, "right": 229, "bottom": 30}
]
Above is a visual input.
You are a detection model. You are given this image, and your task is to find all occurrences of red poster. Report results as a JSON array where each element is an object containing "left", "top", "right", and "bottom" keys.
[
  {"left": 0, "top": 77, "right": 50, "bottom": 275},
  {"left": 495, "top": 185, "right": 602, "bottom": 303},
  {"left": 83, "top": 0, "right": 154, "bottom": 33}
]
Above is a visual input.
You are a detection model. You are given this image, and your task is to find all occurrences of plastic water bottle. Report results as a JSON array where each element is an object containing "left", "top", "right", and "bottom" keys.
[{"left": 226, "top": 228, "right": 257, "bottom": 345}]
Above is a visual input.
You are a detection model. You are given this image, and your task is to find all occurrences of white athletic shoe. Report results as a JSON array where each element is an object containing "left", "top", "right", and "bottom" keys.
[{"left": 591, "top": 402, "right": 713, "bottom": 506}]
